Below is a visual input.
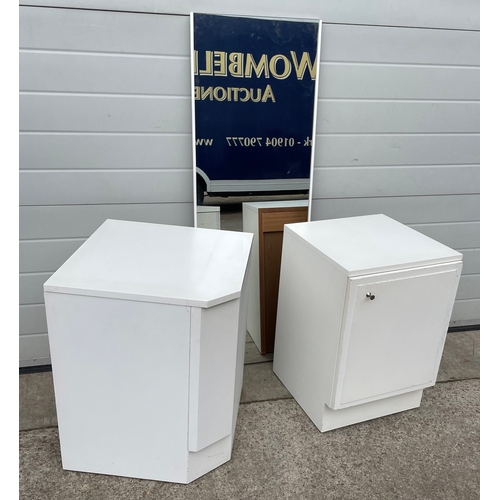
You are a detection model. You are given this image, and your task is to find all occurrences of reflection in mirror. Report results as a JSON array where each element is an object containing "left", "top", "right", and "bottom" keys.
[
  {"left": 190, "top": 13, "right": 322, "bottom": 231},
  {"left": 202, "top": 193, "right": 309, "bottom": 232}
]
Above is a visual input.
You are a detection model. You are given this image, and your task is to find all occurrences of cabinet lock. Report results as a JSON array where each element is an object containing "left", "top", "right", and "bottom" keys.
[{"left": 366, "top": 292, "right": 375, "bottom": 300}]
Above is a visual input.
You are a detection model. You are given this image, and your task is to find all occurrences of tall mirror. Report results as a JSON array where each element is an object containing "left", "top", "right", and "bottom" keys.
[{"left": 190, "top": 13, "right": 321, "bottom": 231}]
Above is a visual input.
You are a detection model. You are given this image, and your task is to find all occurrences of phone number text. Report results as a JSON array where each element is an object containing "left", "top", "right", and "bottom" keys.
[{"left": 226, "top": 137, "right": 307, "bottom": 147}]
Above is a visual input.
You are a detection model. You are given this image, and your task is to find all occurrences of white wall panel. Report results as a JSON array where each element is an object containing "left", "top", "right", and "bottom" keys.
[
  {"left": 316, "top": 102, "right": 479, "bottom": 134},
  {"left": 321, "top": 24, "right": 479, "bottom": 66},
  {"left": 20, "top": 7, "right": 190, "bottom": 55},
  {"left": 20, "top": 52, "right": 191, "bottom": 96},
  {"left": 450, "top": 300, "right": 480, "bottom": 326},
  {"left": 20, "top": 239, "right": 86, "bottom": 273},
  {"left": 19, "top": 7, "right": 479, "bottom": 64},
  {"left": 20, "top": 95, "right": 191, "bottom": 133},
  {"left": 461, "top": 249, "right": 479, "bottom": 276},
  {"left": 20, "top": 1, "right": 480, "bottom": 31},
  {"left": 409, "top": 222, "right": 479, "bottom": 250},
  {"left": 456, "top": 275, "right": 479, "bottom": 301},
  {"left": 19, "top": 333, "right": 51, "bottom": 367},
  {"left": 20, "top": 134, "right": 192, "bottom": 170},
  {"left": 20, "top": 170, "right": 192, "bottom": 205},
  {"left": 310, "top": 195, "right": 479, "bottom": 224},
  {"left": 314, "top": 135, "right": 479, "bottom": 168},
  {"left": 318, "top": 64, "right": 479, "bottom": 100},
  {"left": 20, "top": 304, "right": 47, "bottom": 336},
  {"left": 20, "top": 273, "right": 53, "bottom": 305},
  {"left": 312, "top": 166, "right": 479, "bottom": 199},
  {"left": 20, "top": 203, "right": 194, "bottom": 239}
]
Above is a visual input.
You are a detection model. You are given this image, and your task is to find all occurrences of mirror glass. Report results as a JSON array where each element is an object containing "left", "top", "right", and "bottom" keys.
[{"left": 190, "top": 13, "right": 321, "bottom": 230}]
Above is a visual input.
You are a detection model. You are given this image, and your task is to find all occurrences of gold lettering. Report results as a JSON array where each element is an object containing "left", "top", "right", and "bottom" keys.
[
  {"left": 269, "top": 54, "right": 292, "bottom": 80},
  {"left": 193, "top": 85, "right": 276, "bottom": 102},
  {"left": 250, "top": 88, "right": 262, "bottom": 102},
  {"left": 228, "top": 52, "right": 244, "bottom": 77},
  {"left": 290, "top": 51, "right": 317, "bottom": 80},
  {"left": 194, "top": 51, "right": 317, "bottom": 80},
  {"left": 199, "top": 51, "right": 213, "bottom": 76},
  {"left": 245, "top": 54, "right": 269, "bottom": 78},
  {"left": 201, "top": 87, "right": 213, "bottom": 100},
  {"left": 261, "top": 84, "right": 276, "bottom": 103},
  {"left": 213, "top": 51, "right": 227, "bottom": 76},
  {"left": 239, "top": 88, "right": 251, "bottom": 102},
  {"left": 213, "top": 86, "right": 227, "bottom": 101}
]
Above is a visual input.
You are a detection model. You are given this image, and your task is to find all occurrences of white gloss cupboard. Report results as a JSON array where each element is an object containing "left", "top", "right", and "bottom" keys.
[{"left": 273, "top": 214, "right": 462, "bottom": 432}]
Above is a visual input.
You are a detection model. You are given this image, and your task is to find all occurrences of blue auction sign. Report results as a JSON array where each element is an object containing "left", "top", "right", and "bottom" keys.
[{"left": 191, "top": 13, "right": 321, "bottom": 198}]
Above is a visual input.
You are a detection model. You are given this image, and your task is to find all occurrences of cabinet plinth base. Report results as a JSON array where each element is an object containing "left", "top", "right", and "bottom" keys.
[
  {"left": 62, "top": 434, "right": 233, "bottom": 484},
  {"left": 320, "top": 389, "right": 424, "bottom": 432}
]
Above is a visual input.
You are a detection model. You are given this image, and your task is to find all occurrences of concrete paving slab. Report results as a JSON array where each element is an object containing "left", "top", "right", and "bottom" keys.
[
  {"left": 241, "top": 362, "right": 291, "bottom": 404},
  {"left": 19, "top": 371, "right": 57, "bottom": 431},
  {"left": 19, "top": 379, "right": 479, "bottom": 500},
  {"left": 244, "top": 342, "right": 274, "bottom": 365},
  {"left": 437, "top": 330, "right": 480, "bottom": 382}
]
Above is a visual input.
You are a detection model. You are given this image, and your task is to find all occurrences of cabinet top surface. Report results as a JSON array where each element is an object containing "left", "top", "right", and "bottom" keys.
[
  {"left": 286, "top": 214, "right": 462, "bottom": 276},
  {"left": 44, "top": 219, "right": 253, "bottom": 307},
  {"left": 243, "top": 200, "right": 309, "bottom": 211}
]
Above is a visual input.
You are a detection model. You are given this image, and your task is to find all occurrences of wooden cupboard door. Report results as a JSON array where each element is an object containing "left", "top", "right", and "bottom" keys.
[
  {"left": 332, "top": 264, "right": 462, "bottom": 410},
  {"left": 259, "top": 207, "right": 308, "bottom": 353}
]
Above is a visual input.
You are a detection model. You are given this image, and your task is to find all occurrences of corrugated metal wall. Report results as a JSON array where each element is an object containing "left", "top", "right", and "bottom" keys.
[{"left": 19, "top": 1, "right": 479, "bottom": 366}]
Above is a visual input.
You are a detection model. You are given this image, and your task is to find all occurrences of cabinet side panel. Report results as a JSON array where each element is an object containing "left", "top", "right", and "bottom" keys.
[
  {"left": 188, "top": 300, "right": 240, "bottom": 452},
  {"left": 45, "top": 292, "right": 191, "bottom": 482},
  {"left": 242, "top": 205, "right": 261, "bottom": 351},
  {"left": 273, "top": 230, "right": 348, "bottom": 429},
  {"left": 234, "top": 263, "right": 251, "bottom": 438}
]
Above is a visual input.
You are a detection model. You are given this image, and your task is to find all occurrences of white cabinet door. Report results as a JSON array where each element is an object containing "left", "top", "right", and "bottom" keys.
[{"left": 331, "top": 263, "right": 461, "bottom": 410}]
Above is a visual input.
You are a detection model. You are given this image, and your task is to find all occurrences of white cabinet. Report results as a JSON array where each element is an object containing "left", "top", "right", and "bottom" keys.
[
  {"left": 44, "top": 219, "right": 253, "bottom": 483},
  {"left": 196, "top": 205, "right": 221, "bottom": 229},
  {"left": 273, "top": 214, "right": 462, "bottom": 432}
]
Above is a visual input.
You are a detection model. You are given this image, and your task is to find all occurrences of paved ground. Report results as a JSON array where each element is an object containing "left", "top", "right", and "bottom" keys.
[{"left": 19, "top": 330, "right": 479, "bottom": 500}]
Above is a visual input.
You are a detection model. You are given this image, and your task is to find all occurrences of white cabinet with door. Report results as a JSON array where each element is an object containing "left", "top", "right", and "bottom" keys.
[{"left": 273, "top": 214, "right": 462, "bottom": 432}]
